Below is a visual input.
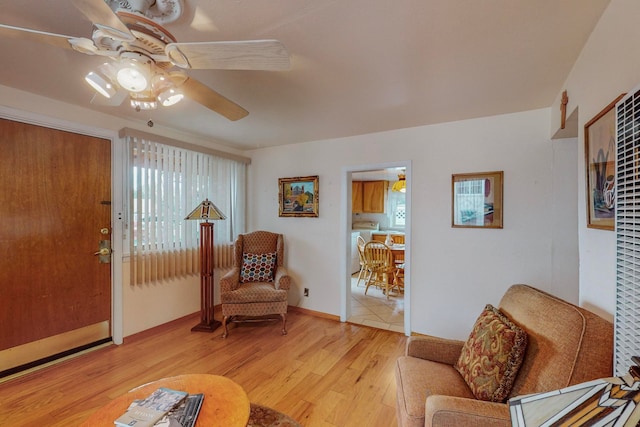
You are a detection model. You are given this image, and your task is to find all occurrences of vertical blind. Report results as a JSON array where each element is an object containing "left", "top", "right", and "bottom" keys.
[
  {"left": 128, "top": 135, "right": 246, "bottom": 286},
  {"left": 615, "top": 86, "right": 640, "bottom": 375}
]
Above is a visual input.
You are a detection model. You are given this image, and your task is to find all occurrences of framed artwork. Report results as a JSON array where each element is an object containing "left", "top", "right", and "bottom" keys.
[
  {"left": 452, "top": 171, "right": 503, "bottom": 229},
  {"left": 278, "top": 175, "right": 319, "bottom": 217},
  {"left": 584, "top": 94, "right": 625, "bottom": 230}
]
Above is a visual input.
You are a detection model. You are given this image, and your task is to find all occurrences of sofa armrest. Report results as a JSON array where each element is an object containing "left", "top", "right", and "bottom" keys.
[
  {"left": 274, "top": 266, "right": 291, "bottom": 290},
  {"left": 220, "top": 267, "right": 240, "bottom": 292},
  {"left": 405, "top": 335, "right": 465, "bottom": 365},
  {"left": 426, "top": 395, "right": 511, "bottom": 427}
]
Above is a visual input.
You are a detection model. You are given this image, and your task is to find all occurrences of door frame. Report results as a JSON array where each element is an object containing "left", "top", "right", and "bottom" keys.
[
  {"left": 341, "top": 160, "right": 412, "bottom": 336},
  {"left": 0, "top": 105, "right": 124, "bottom": 345}
]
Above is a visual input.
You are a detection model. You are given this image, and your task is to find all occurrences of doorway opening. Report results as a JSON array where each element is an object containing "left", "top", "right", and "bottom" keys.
[{"left": 342, "top": 162, "right": 411, "bottom": 335}]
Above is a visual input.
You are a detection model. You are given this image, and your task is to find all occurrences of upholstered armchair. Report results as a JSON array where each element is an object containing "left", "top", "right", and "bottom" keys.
[
  {"left": 395, "top": 285, "right": 613, "bottom": 427},
  {"left": 219, "top": 231, "right": 291, "bottom": 338}
]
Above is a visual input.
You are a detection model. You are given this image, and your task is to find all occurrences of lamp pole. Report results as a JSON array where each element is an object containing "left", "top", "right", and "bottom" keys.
[
  {"left": 191, "top": 221, "right": 221, "bottom": 332},
  {"left": 185, "top": 199, "right": 226, "bottom": 332}
]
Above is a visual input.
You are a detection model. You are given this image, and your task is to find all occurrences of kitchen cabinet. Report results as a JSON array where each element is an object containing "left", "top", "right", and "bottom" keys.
[
  {"left": 352, "top": 180, "right": 387, "bottom": 213},
  {"left": 352, "top": 181, "right": 364, "bottom": 213}
]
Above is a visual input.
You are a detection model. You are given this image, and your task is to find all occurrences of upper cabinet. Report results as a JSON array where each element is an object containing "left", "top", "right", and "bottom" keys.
[
  {"left": 352, "top": 181, "right": 364, "bottom": 213},
  {"left": 352, "top": 180, "right": 387, "bottom": 213}
]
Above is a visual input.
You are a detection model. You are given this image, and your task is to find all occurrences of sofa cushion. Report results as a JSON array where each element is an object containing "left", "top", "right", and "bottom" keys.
[
  {"left": 396, "top": 356, "right": 475, "bottom": 427},
  {"left": 240, "top": 252, "right": 276, "bottom": 283},
  {"left": 455, "top": 304, "right": 528, "bottom": 402}
]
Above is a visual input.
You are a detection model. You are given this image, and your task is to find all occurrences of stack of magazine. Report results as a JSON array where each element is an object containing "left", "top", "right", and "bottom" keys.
[{"left": 114, "top": 387, "right": 204, "bottom": 427}]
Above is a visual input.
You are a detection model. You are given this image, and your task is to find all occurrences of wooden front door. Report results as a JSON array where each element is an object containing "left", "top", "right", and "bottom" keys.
[{"left": 0, "top": 119, "right": 112, "bottom": 373}]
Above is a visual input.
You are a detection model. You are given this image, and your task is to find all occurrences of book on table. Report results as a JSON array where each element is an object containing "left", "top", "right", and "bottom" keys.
[
  {"left": 155, "top": 393, "right": 204, "bottom": 427},
  {"left": 114, "top": 387, "right": 188, "bottom": 427}
]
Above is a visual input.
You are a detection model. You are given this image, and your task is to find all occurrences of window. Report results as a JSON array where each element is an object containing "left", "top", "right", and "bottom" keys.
[
  {"left": 388, "top": 189, "right": 406, "bottom": 228},
  {"left": 127, "top": 134, "right": 246, "bottom": 285}
]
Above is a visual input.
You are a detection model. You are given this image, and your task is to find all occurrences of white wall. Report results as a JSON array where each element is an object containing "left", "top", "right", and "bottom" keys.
[
  {"left": 120, "top": 259, "right": 200, "bottom": 337},
  {"left": 550, "top": 0, "right": 640, "bottom": 320},
  {"left": 248, "top": 108, "right": 579, "bottom": 339}
]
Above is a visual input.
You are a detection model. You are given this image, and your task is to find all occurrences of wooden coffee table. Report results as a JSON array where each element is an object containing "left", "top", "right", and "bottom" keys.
[{"left": 80, "top": 374, "right": 250, "bottom": 427}]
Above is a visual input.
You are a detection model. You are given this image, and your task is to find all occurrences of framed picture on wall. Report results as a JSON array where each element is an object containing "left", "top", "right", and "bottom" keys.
[
  {"left": 584, "top": 94, "right": 625, "bottom": 231},
  {"left": 278, "top": 175, "right": 319, "bottom": 217},
  {"left": 452, "top": 171, "right": 503, "bottom": 228}
]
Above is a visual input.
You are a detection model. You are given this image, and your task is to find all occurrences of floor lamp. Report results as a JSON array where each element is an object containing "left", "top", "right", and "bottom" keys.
[{"left": 185, "top": 198, "right": 226, "bottom": 332}]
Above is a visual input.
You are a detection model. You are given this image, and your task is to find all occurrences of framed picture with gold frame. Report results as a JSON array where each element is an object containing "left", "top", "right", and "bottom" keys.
[
  {"left": 278, "top": 175, "right": 319, "bottom": 217},
  {"left": 584, "top": 94, "right": 625, "bottom": 230},
  {"left": 452, "top": 171, "right": 503, "bottom": 228}
]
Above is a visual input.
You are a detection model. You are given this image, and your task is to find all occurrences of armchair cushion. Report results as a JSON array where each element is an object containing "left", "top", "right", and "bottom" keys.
[
  {"left": 240, "top": 252, "right": 277, "bottom": 283},
  {"left": 425, "top": 396, "right": 510, "bottom": 427},
  {"left": 221, "top": 282, "right": 287, "bottom": 304},
  {"left": 455, "top": 304, "right": 527, "bottom": 403},
  {"left": 396, "top": 356, "right": 475, "bottom": 426}
]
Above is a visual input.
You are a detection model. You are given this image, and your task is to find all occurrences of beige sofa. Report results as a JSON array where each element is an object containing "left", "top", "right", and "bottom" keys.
[{"left": 395, "top": 284, "right": 613, "bottom": 427}]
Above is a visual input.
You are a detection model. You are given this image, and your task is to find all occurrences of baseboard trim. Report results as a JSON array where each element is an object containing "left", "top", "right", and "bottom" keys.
[
  {"left": 288, "top": 306, "right": 340, "bottom": 322},
  {"left": 123, "top": 305, "right": 341, "bottom": 345},
  {"left": 123, "top": 312, "right": 201, "bottom": 344}
]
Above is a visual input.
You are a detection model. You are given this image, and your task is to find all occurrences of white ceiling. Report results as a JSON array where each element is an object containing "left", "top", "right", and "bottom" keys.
[{"left": 0, "top": 0, "right": 610, "bottom": 150}]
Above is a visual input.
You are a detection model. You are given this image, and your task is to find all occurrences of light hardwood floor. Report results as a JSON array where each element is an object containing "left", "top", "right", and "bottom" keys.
[{"left": 0, "top": 310, "right": 407, "bottom": 427}]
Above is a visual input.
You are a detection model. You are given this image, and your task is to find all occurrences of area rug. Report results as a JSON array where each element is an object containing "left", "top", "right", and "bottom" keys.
[{"left": 248, "top": 403, "right": 302, "bottom": 427}]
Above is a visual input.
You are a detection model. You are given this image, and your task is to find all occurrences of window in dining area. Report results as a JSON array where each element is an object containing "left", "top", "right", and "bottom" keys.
[{"left": 388, "top": 190, "right": 406, "bottom": 228}]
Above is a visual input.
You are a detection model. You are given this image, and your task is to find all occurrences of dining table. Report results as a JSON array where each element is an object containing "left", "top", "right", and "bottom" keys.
[
  {"left": 388, "top": 243, "right": 405, "bottom": 265},
  {"left": 387, "top": 243, "right": 405, "bottom": 293}
]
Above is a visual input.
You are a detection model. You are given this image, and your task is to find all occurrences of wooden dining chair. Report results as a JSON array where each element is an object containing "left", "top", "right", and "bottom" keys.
[
  {"left": 387, "top": 242, "right": 405, "bottom": 295},
  {"left": 393, "top": 263, "right": 405, "bottom": 294},
  {"left": 355, "top": 235, "right": 371, "bottom": 287},
  {"left": 363, "top": 241, "right": 397, "bottom": 299}
]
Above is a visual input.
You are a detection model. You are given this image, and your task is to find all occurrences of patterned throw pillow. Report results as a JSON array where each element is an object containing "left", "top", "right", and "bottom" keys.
[
  {"left": 240, "top": 252, "right": 277, "bottom": 283},
  {"left": 455, "top": 304, "right": 528, "bottom": 402}
]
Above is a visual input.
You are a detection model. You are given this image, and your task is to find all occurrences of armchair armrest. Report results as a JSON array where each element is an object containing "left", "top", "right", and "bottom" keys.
[
  {"left": 406, "top": 335, "right": 465, "bottom": 365},
  {"left": 426, "top": 395, "right": 510, "bottom": 427},
  {"left": 220, "top": 267, "right": 240, "bottom": 292},
  {"left": 274, "top": 266, "right": 291, "bottom": 290}
]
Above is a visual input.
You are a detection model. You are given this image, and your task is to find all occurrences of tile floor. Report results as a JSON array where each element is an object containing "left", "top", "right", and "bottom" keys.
[{"left": 348, "top": 274, "right": 404, "bottom": 333}]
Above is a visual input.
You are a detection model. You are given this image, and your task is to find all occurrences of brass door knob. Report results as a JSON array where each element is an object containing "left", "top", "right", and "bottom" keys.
[{"left": 94, "top": 247, "right": 111, "bottom": 256}]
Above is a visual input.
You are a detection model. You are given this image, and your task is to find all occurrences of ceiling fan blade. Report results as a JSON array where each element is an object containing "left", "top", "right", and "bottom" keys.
[
  {"left": 0, "top": 23, "right": 77, "bottom": 50},
  {"left": 165, "top": 40, "right": 291, "bottom": 71},
  {"left": 71, "top": 0, "right": 134, "bottom": 41},
  {"left": 181, "top": 77, "right": 249, "bottom": 121}
]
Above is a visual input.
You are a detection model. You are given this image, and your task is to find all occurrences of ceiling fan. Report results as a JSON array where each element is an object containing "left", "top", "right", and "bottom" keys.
[{"left": 0, "top": 0, "right": 291, "bottom": 120}]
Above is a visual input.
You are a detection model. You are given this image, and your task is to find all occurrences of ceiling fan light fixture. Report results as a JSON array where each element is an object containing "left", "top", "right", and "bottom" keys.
[
  {"left": 116, "top": 53, "right": 154, "bottom": 92},
  {"left": 130, "top": 92, "right": 158, "bottom": 110},
  {"left": 158, "top": 87, "right": 184, "bottom": 107},
  {"left": 85, "top": 70, "right": 116, "bottom": 98},
  {"left": 130, "top": 98, "right": 158, "bottom": 110},
  {"left": 117, "top": 66, "right": 149, "bottom": 92}
]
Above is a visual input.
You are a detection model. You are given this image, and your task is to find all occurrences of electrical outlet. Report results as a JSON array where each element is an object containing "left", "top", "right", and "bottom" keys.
[{"left": 304, "top": 288, "right": 309, "bottom": 297}]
